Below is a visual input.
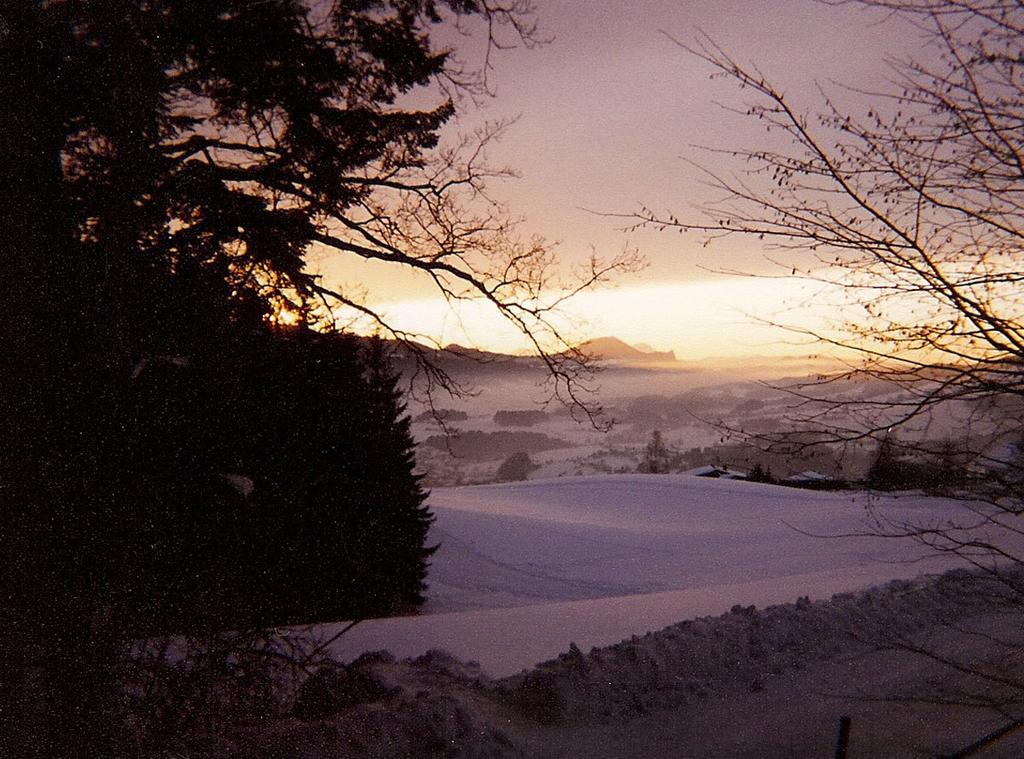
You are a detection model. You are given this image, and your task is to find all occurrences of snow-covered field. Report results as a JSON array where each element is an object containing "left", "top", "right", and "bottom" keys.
[
  {"left": 324, "top": 474, "right": 998, "bottom": 676},
  {"left": 230, "top": 473, "right": 1024, "bottom": 758},
  {"left": 248, "top": 362, "right": 1024, "bottom": 756}
]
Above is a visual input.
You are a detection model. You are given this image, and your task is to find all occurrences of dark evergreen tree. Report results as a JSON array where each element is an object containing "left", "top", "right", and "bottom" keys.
[
  {"left": 639, "top": 430, "right": 673, "bottom": 474},
  {"left": 0, "top": 2, "right": 564, "bottom": 754},
  {"left": 496, "top": 451, "right": 536, "bottom": 482},
  {"left": 102, "top": 334, "right": 434, "bottom": 641},
  {"left": 867, "top": 435, "right": 906, "bottom": 491},
  {"left": 747, "top": 462, "right": 775, "bottom": 484},
  {"left": 359, "top": 336, "right": 436, "bottom": 612}
]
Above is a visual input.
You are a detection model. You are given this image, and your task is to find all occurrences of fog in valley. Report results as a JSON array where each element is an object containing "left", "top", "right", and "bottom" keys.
[{"left": 407, "top": 340, "right": 992, "bottom": 491}]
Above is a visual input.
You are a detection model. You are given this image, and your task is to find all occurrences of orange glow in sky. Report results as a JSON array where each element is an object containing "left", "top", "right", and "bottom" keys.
[
  {"left": 314, "top": 0, "right": 922, "bottom": 362},
  {"left": 360, "top": 277, "right": 851, "bottom": 362}
]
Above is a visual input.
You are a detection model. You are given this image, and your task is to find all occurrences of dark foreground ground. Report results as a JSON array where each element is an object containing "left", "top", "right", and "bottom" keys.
[{"left": 220, "top": 571, "right": 1024, "bottom": 758}]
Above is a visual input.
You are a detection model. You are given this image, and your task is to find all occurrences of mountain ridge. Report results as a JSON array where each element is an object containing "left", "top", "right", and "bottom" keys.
[{"left": 578, "top": 336, "right": 677, "bottom": 363}]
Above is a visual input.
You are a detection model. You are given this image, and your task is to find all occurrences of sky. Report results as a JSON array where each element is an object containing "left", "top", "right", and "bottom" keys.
[{"left": 317, "top": 0, "right": 922, "bottom": 362}]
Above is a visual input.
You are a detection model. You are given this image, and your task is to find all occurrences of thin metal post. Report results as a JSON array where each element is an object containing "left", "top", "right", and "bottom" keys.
[{"left": 834, "top": 715, "right": 851, "bottom": 759}]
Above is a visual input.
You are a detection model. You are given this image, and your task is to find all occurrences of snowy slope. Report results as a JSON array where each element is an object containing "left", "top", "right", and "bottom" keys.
[
  {"left": 319, "top": 475, "right": 1010, "bottom": 676},
  {"left": 424, "top": 474, "right": 966, "bottom": 612}
]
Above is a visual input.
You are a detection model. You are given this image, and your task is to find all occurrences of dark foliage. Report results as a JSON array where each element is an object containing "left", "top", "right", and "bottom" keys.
[
  {"left": 638, "top": 430, "right": 674, "bottom": 474},
  {"left": 0, "top": 1, "right": 528, "bottom": 753},
  {"left": 746, "top": 463, "right": 775, "bottom": 484},
  {"left": 867, "top": 436, "right": 970, "bottom": 494},
  {"left": 293, "top": 657, "right": 399, "bottom": 722},
  {"left": 494, "top": 409, "right": 549, "bottom": 427},
  {"left": 422, "top": 430, "right": 569, "bottom": 460},
  {"left": 866, "top": 436, "right": 910, "bottom": 491},
  {"left": 495, "top": 451, "right": 536, "bottom": 482},
  {"left": 113, "top": 332, "right": 434, "bottom": 636},
  {"left": 414, "top": 408, "right": 470, "bottom": 423}
]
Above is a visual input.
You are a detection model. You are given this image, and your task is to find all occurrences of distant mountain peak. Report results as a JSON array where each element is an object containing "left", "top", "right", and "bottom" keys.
[{"left": 579, "top": 336, "right": 676, "bottom": 363}]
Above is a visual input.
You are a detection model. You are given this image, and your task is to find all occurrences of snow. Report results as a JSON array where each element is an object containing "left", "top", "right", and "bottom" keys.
[
  {"left": 786, "top": 469, "right": 832, "bottom": 482},
  {"left": 256, "top": 571, "right": 1024, "bottom": 759},
  {"left": 219, "top": 473, "right": 255, "bottom": 497},
  {"left": 233, "top": 473, "right": 1024, "bottom": 757},
  {"left": 323, "top": 565, "right": 959, "bottom": 678},
  {"left": 680, "top": 465, "right": 746, "bottom": 478},
  {"left": 320, "top": 474, "right": 1011, "bottom": 676}
]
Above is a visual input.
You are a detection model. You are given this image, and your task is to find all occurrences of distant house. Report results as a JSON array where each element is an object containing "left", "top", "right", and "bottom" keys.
[{"left": 683, "top": 464, "right": 747, "bottom": 480}]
